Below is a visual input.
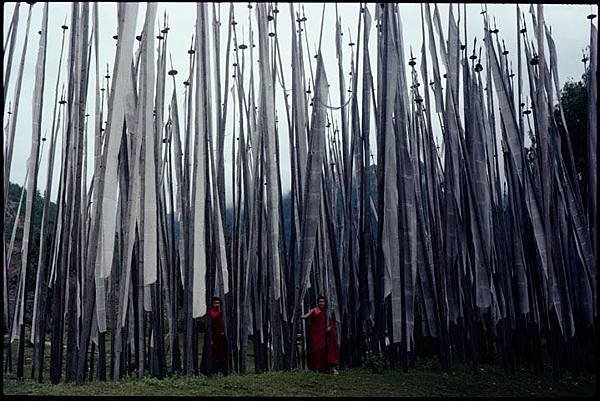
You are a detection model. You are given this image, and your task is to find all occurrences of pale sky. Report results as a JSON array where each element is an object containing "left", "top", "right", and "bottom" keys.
[{"left": 3, "top": 3, "right": 597, "bottom": 206}]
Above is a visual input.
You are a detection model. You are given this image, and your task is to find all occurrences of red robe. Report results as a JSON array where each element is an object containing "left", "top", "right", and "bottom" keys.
[
  {"left": 201, "top": 307, "right": 229, "bottom": 375},
  {"left": 307, "top": 307, "right": 340, "bottom": 370}
]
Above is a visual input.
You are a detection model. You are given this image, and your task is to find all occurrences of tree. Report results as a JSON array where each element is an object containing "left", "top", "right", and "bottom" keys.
[{"left": 555, "top": 72, "right": 588, "bottom": 196}]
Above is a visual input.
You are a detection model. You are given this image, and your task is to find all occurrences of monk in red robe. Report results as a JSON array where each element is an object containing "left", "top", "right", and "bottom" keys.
[
  {"left": 300, "top": 296, "right": 340, "bottom": 374},
  {"left": 200, "top": 297, "right": 229, "bottom": 376}
]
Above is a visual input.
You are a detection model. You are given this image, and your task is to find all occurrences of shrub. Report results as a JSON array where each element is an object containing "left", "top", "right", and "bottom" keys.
[{"left": 364, "top": 353, "right": 387, "bottom": 374}]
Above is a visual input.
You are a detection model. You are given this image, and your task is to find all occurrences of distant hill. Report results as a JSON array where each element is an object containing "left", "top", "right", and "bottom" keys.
[
  {"left": 4, "top": 165, "right": 377, "bottom": 320},
  {"left": 4, "top": 182, "right": 58, "bottom": 323},
  {"left": 5, "top": 181, "right": 58, "bottom": 276},
  {"left": 224, "top": 163, "right": 379, "bottom": 258}
]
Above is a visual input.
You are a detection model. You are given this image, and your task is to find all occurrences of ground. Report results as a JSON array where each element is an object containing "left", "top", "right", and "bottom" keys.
[{"left": 2, "top": 341, "right": 596, "bottom": 397}]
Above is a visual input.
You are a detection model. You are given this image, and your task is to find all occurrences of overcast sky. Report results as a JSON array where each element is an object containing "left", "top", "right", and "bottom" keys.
[{"left": 3, "top": 2, "right": 597, "bottom": 205}]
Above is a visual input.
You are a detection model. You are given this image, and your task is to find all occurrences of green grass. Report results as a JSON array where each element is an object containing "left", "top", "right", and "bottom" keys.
[{"left": 2, "top": 340, "right": 595, "bottom": 397}]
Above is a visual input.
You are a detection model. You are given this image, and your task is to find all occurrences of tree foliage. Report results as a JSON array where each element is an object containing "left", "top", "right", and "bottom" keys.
[{"left": 555, "top": 72, "right": 588, "bottom": 190}]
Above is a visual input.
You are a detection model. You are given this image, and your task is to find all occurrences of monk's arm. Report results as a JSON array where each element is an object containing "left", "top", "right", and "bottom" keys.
[
  {"left": 326, "top": 315, "right": 335, "bottom": 331},
  {"left": 299, "top": 309, "right": 312, "bottom": 319}
]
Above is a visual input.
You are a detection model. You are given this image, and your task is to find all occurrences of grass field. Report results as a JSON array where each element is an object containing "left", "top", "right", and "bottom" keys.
[{"left": 2, "top": 339, "right": 596, "bottom": 397}]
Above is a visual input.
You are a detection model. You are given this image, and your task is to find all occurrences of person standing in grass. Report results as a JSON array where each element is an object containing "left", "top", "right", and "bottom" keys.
[
  {"left": 300, "top": 296, "right": 340, "bottom": 374},
  {"left": 201, "top": 296, "right": 229, "bottom": 376}
]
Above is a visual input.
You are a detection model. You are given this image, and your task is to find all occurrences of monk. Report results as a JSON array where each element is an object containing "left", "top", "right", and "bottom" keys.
[
  {"left": 200, "top": 297, "right": 229, "bottom": 376},
  {"left": 300, "top": 296, "right": 340, "bottom": 374}
]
